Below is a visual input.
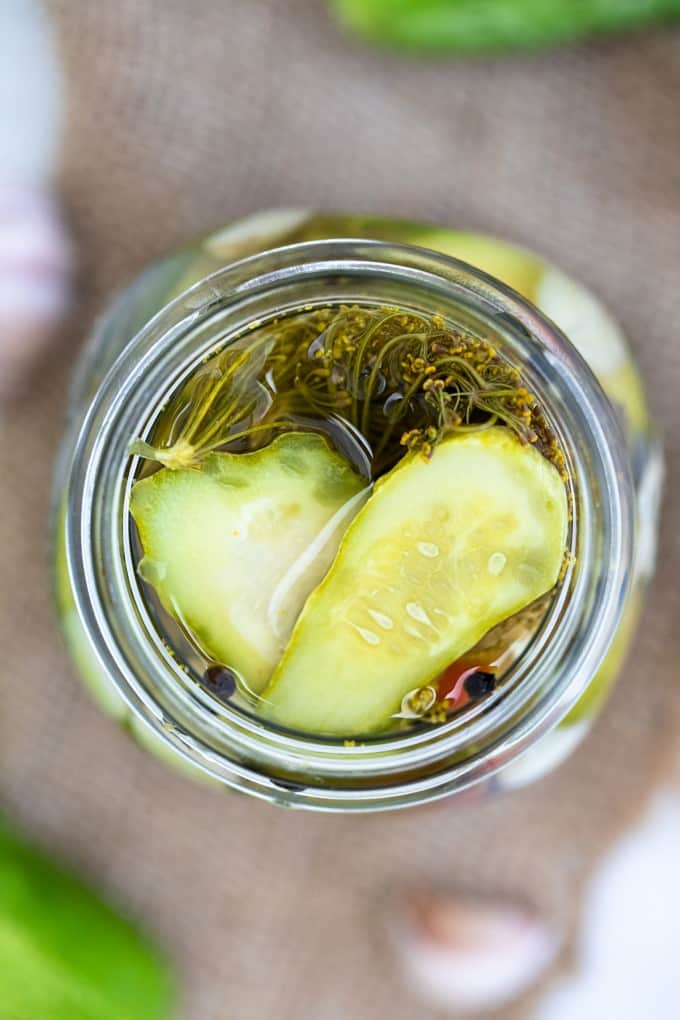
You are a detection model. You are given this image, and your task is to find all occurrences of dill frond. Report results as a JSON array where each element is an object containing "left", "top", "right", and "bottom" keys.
[{"left": 131, "top": 304, "right": 563, "bottom": 477}]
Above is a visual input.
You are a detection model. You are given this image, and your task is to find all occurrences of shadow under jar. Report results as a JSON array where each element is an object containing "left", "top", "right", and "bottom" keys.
[{"left": 52, "top": 213, "right": 662, "bottom": 811}]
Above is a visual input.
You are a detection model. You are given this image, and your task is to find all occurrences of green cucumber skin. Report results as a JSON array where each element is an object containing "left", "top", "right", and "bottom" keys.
[
  {"left": 0, "top": 818, "right": 174, "bottom": 1020},
  {"left": 332, "top": 0, "right": 680, "bottom": 54}
]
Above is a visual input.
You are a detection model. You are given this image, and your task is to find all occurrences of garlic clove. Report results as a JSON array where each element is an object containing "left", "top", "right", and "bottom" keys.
[
  {"left": 0, "top": 185, "right": 72, "bottom": 401},
  {"left": 389, "top": 890, "right": 561, "bottom": 1012}
]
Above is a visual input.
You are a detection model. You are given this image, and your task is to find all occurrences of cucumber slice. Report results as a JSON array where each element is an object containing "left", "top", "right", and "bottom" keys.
[
  {"left": 130, "top": 433, "right": 368, "bottom": 691},
  {"left": 410, "top": 229, "right": 543, "bottom": 302},
  {"left": 263, "top": 429, "right": 568, "bottom": 736}
]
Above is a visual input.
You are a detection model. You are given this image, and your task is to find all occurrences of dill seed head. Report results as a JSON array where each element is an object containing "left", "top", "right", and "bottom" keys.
[{"left": 132, "top": 303, "right": 565, "bottom": 479}]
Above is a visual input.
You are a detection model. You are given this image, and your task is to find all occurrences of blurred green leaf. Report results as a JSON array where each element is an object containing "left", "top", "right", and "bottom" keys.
[
  {"left": 331, "top": 0, "right": 680, "bottom": 53},
  {"left": 0, "top": 819, "right": 175, "bottom": 1019}
]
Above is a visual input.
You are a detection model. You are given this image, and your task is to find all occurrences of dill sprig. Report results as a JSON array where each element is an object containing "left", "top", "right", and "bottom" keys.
[{"left": 131, "top": 304, "right": 564, "bottom": 477}]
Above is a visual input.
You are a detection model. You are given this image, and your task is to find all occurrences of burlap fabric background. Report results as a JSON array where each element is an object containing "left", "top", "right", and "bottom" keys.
[{"left": 2, "top": 3, "right": 679, "bottom": 1018}]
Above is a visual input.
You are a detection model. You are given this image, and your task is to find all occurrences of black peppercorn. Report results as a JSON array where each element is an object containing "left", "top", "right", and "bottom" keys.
[
  {"left": 463, "top": 670, "right": 496, "bottom": 699},
  {"left": 203, "top": 664, "right": 237, "bottom": 702}
]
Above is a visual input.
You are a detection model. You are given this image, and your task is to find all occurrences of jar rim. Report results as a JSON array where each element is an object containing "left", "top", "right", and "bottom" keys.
[{"left": 64, "top": 239, "right": 635, "bottom": 810}]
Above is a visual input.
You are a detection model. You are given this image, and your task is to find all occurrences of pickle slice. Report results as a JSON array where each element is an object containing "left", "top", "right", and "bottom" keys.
[
  {"left": 130, "top": 433, "right": 368, "bottom": 691},
  {"left": 263, "top": 429, "right": 568, "bottom": 736}
]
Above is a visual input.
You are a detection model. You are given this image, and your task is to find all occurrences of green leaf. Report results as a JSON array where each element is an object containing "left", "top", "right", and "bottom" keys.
[{"left": 0, "top": 819, "right": 174, "bottom": 1020}]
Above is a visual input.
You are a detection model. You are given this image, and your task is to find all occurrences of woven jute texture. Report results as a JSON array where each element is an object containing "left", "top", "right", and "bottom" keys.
[{"left": 2, "top": 3, "right": 680, "bottom": 1018}]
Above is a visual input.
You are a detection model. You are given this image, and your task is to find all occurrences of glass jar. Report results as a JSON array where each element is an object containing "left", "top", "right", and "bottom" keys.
[{"left": 53, "top": 212, "right": 661, "bottom": 810}]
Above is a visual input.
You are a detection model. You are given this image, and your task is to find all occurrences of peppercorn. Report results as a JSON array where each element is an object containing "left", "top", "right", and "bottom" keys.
[
  {"left": 203, "top": 664, "right": 237, "bottom": 701},
  {"left": 463, "top": 670, "right": 497, "bottom": 699}
]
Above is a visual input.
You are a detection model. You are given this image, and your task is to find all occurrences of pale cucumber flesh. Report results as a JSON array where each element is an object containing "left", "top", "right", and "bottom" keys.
[
  {"left": 130, "top": 433, "right": 368, "bottom": 691},
  {"left": 262, "top": 429, "right": 568, "bottom": 736}
]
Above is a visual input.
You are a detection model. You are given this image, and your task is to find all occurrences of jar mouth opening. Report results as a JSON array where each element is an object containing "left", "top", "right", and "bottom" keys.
[{"left": 65, "top": 239, "right": 634, "bottom": 809}]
